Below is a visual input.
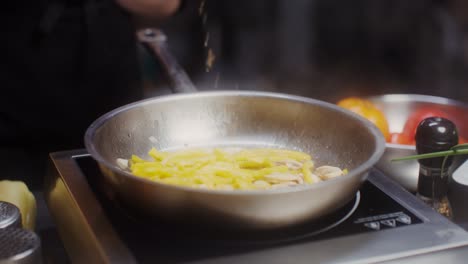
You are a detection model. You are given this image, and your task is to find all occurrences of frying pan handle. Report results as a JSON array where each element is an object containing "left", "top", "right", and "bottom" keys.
[{"left": 137, "top": 28, "right": 198, "bottom": 94}]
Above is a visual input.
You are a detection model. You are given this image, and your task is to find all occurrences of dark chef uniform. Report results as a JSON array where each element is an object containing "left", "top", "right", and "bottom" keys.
[{"left": 1, "top": 0, "right": 143, "bottom": 189}]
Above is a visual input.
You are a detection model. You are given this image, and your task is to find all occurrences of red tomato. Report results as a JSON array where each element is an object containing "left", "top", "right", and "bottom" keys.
[
  {"left": 402, "top": 107, "right": 450, "bottom": 139},
  {"left": 460, "top": 136, "right": 468, "bottom": 144},
  {"left": 398, "top": 107, "right": 467, "bottom": 145}
]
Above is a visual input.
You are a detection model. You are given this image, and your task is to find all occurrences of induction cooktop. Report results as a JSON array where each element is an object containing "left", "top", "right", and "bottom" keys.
[{"left": 45, "top": 150, "right": 468, "bottom": 263}]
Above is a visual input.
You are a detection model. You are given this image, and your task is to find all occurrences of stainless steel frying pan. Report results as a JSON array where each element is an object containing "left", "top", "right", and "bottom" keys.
[{"left": 84, "top": 29, "right": 385, "bottom": 230}]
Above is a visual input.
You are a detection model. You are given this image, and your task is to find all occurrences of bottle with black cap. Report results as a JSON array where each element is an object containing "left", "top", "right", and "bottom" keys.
[{"left": 415, "top": 116, "right": 458, "bottom": 219}]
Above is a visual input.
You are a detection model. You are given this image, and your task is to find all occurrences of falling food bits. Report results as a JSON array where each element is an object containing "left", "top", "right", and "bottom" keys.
[
  {"left": 204, "top": 32, "right": 210, "bottom": 47},
  {"left": 199, "top": 0, "right": 206, "bottom": 15},
  {"left": 206, "top": 48, "right": 216, "bottom": 72}
]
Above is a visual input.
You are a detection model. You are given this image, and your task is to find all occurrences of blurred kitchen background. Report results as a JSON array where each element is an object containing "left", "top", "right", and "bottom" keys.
[{"left": 140, "top": 0, "right": 468, "bottom": 103}]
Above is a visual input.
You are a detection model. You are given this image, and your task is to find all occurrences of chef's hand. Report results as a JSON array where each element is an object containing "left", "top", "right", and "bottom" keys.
[{"left": 116, "top": 0, "right": 182, "bottom": 19}]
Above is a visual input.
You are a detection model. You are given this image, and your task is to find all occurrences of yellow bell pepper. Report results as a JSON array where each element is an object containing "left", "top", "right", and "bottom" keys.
[
  {"left": 0, "top": 180, "right": 37, "bottom": 230},
  {"left": 337, "top": 97, "right": 390, "bottom": 141}
]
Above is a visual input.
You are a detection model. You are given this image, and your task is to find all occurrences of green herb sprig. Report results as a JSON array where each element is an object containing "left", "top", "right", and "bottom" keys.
[
  {"left": 391, "top": 143, "right": 468, "bottom": 162},
  {"left": 392, "top": 143, "right": 468, "bottom": 175}
]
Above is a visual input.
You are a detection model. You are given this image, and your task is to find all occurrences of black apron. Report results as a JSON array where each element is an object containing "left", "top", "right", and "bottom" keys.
[{"left": 1, "top": 0, "right": 142, "bottom": 188}]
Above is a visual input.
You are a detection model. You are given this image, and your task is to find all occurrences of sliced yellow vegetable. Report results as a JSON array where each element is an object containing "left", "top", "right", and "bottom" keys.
[
  {"left": 129, "top": 147, "right": 321, "bottom": 190},
  {"left": 148, "top": 147, "right": 166, "bottom": 161},
  {"left": 302, "top": 160, "right": 315, "bottom": 183},
  {"left": 131, "top": 154, "right": 148, "bottom": 164}
]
